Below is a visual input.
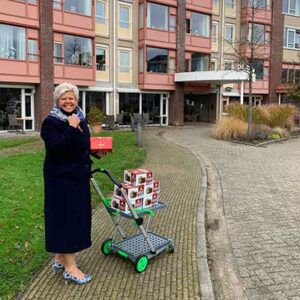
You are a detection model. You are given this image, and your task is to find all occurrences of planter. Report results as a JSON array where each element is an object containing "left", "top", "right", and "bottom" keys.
[{"left": 90, "top": 123, "right": 102, "bottom": 134}]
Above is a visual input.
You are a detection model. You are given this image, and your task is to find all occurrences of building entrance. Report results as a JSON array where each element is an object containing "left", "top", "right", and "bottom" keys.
[{"left": 184, "top": 94, "right": 210, "bottom": 122}]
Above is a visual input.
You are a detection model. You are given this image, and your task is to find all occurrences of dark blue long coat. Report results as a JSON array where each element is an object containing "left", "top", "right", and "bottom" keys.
[{"left": 41, "top": 115, "right": 92, "bottom": 253}]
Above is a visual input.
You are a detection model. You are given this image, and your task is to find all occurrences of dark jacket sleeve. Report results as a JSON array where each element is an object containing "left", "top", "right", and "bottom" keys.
[{"left": 41, "top": 117, "right": 87, "bottom": 154}]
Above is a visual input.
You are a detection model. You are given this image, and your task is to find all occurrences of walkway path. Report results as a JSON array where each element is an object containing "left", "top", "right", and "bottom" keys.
[
  {"left": 163, "top": 125, "right": 300, "bottom": 300},
  {"left": 21, "top": 129, "right": 202, "bottom": 299}
]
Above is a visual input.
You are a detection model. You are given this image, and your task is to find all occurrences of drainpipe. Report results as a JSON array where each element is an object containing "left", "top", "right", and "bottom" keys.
[{"left": 113, "top": 0, "right": 117, "bottom": 116}]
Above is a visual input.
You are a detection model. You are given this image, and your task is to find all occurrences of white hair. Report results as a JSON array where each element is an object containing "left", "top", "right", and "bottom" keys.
[{"left": 53, "top": 82, "right": 79, "bottom": 104}]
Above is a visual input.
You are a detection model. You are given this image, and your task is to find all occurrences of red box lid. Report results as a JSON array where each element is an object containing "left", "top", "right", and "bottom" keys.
[{"left": 90, "top": 137, "right": 113, "bottom": 153}]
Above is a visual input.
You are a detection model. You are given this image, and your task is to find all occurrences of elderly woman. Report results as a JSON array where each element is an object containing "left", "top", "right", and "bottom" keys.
[{"left": 41, "top": 82, "right": 93, "bottom": 285}]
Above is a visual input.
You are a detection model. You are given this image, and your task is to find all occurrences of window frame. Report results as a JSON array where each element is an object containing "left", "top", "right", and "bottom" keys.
[
  {"left": 146, "top": 47, "right": 169, "bottom": 73},
  {"left": 96, "top": 0, "right": 106, "bottom": 25},
  {"left": 119, "top": 4, "right": 130, "bottom": 29},
  {"left": 96, "top": 45, "right": 107, "bottom": 71},
  {"left": 119, "top": 48, "right": 131, "bottom": 73},
  {"left": 225, "top": 24, "right": 235, "bottom": 44},
  {"left": 54, "top": 42, "right": 63, "bottom": 64},
  {"left": 28, "top": 39, "right": 38, "bottom": 61},
  {"left": 147, "top": 2, "right": 168, "bottom": 31}
]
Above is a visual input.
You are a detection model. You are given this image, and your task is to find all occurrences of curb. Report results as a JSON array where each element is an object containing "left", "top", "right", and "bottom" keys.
[{"left": 195, "top": 153, "right": 215, "bottom": 300}]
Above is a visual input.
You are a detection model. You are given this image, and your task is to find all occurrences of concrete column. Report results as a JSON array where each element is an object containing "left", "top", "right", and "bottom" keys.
[{"left": 278, "top": 93, "right": 281, "bottom": 105}]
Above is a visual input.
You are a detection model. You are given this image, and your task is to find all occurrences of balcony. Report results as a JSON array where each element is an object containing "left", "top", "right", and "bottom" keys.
[
  {"left": 138, "top": 72, "right": 175, "bottom": 91},
  {"left": 54, "top": 64, "right": 95, "bottom": 86},
  {"left": 0, "top": 0, "right": 39, "bottom": 28},
  {"left": 0, "top": 59, "right": 39, "bottom": 83},
  {"left": 185, "top": 35, "right": 211, "bottom": 54},
  {"left": 186, "top": 0, "right": 212, "bottom": 14},
  {"left": 241, "top": 5, "right": 272, "bottom": 24},
  {"left": 244, "top": 79, "right": 269, "bottom": 94},
  {"left": 53, "top": 8, "right": 95, "bottom": 37},
  {"left": 239, "top": 43, "right": 271, "bottom": 59},
  {"left": 139, "top": 28, "right": 176, "bottom": 49}
]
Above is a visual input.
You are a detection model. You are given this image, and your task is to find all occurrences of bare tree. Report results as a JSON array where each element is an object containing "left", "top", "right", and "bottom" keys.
[{"left": 223, "top": 0, "right": 273, "bottom": 138}]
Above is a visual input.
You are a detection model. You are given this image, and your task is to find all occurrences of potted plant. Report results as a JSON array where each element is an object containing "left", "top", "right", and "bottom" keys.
[{"left": 87, "top": 106, "right": 104, "bottom": 134}]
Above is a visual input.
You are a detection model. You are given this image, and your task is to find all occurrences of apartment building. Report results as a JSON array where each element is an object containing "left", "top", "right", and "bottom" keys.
[
  {"left": 276, "top": 0, "right": 300, "bottom": 104},
  {"left": 0, "top": 0, "right": 298, "bottom": 132}
]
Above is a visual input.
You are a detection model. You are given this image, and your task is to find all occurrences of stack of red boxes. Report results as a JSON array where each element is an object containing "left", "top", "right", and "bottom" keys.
[{"left": 110, "top": 168, "right": 160, "bottom": 213}]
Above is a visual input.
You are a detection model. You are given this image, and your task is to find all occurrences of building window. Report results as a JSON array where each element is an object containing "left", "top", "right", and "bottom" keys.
[
  {"left": 186, "top": 19, "right": 191, "bottom": 34},
  {"left": 169, "top": 57, "right": 175, "bottom": 73},
  {"left": 120, "top": 5, "right": 129, "bottom": 29},
  {"left": 64, "top": 0, "right": 92, "bottom": 16},
  {"left": 119, "top": 93, "right": 140, "bottom": 124},
  {"left": 212, "top": 22, "right": 218, "bottom": 43},
  {"left": 226, "top": 0, "right": 234, "bottom": 9},
  {"left": 250, "top": 0, "right": 267, "bottom": 9},
  {"left": 139, "top": 48, "right": 144, "bottom": 72},
  {"left": 139, "top": 4, "right": 144, "bottom": 29},
  {"left": 28, "top": 39, "right": 38, "bottom": 61},
  {"left": 252, "top": 59, "right": 264, "bottom": 80},
  {"left": 0, "top": 24, "right": 25, "bottom": 60},
  {"left": 119, "top": 50, "right": 130, "bottom": 72},
  {"left": 191, "top": 53, "right": 209, "bottom": 71},
  {"left": 64, "top": 35, "right": 92, "bottom": 66},
  {"left": 147, "top": 47, "right": 168, "bottom": 73},
  {"left": 85, "top": 92, "right": 106, "bottom": 116},
  {"left": 96, "top": 47, "right": 106, "bottom": 71},
  {"left": 147, "top": 2, "right": 168, "bottom": 31},
  {"left": 53, "top": 0, "right": 62, "bottom": 9},
  {"left": 282, "top": 68, "right": 300, "bottom": 84},
  {"left": 211, "top": 60, "right": 217, "bottom": 71},
  {"left": 96, "top": 1, "right": 106, "bottom": 24},
  {"left": 241, "top": 23, "right": 246, "bottom": 42},
  {"left": 249, "top": 23, "right": 265, "bottom": 45},
  {"left": 283, "top": 0, "right": 300, "bottom": 15},
  {"left": 191, "top": 12, "right": 210, "bottom": 37},
  {"left": 169, "top": 15, "right": 176, "bottom": 32},
  {"left": 225, "top": 24, "right": 234, "bottom": 43},
  {"left": 283, "top": 27, "right": 300, "bottom": 49},
  {"left": 224, "top": 61, "right": 233, "bottom": 70},
  {"left": 54, "top": 42, "right": 63, "bottom": 63}
]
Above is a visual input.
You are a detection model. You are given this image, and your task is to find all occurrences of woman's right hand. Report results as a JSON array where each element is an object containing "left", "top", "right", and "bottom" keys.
[{"left": 68, "top": 114, "right": 81, "bottom": 128}]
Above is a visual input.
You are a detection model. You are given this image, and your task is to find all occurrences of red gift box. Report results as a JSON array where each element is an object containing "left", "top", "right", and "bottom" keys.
[{"left": 90, "top": 137, "right": 113, "bottom": 153}]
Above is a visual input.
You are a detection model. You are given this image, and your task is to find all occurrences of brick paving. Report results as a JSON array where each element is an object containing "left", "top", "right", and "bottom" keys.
[
  {"left": 21, "top": 129, "right": 202, "bottom": 299},
  {"left": 163, "top": 125, "right": 300, "bottom": 300}
]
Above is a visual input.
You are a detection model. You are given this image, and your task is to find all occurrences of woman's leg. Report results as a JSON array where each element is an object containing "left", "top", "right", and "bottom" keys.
[
  {"left": 62, "top": 253, "right": 85, "bottom": 279},
  {"left": 54, "top": 253, "right": 64, "bottom": 265}
]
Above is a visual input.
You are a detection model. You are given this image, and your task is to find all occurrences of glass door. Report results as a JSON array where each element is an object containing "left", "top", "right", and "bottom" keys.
[
  {"left": 160, "top": 94, "right": 168, "bottom": 126},
  {"left": 22, "top": 89, "right": 34, "bottom": 131}
]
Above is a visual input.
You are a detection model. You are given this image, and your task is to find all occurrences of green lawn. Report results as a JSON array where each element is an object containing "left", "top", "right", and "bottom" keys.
[
  {"left": 0, "top": 131, "right": 146, "bottom": 299},
  {"left": 0, "top": 137, "right": 38, "bottom": 149}
]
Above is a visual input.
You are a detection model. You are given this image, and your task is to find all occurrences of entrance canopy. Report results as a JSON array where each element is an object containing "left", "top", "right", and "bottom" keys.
[{"left": 175, "top": 70, "right": 253, "bottom": 84}]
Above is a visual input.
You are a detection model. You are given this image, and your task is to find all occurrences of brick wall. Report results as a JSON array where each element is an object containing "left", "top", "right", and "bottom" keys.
[
  {"left": 169, "top": 0, "right": 186, "bottom": 126},
  {"left": 269, "top": 0, "right": 283, "bottom": 103},
  {"left": 35, "top": 1, "right": 54, "bottom": 130}
]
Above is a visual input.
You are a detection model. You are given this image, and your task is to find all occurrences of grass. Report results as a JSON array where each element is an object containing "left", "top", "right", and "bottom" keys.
[
  {"left": 211, "top": 117, "right": 247, "bottom": 140},
  {"left": 225, "top": 103, "right": 296, "bottom": 129},
  {"left": 0, "top": 137, "right": 38, "bottom": 150},
  {"left": 0, "top": 131, "right": 146, "bottom": 299}
]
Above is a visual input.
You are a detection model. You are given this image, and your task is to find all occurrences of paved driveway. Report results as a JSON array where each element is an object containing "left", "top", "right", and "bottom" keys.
[{"left": 163, "top": 125, "right": 300, "bottom": 300}]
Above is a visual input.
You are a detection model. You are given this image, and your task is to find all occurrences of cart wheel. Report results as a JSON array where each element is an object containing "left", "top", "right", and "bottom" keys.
[
  {"left": 135, "top": 255, "right": 149, "bottom": 273},
  {"left": 168, "top": 244, "right": 175, "bottom": 254},
  {"left": 101, "top": 239, "right": 113, "bottom": 255}
]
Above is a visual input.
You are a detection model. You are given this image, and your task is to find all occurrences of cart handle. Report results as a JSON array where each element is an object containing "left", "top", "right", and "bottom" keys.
[{"left": 91, "top": 168, "right": 122, "bottom": 188}]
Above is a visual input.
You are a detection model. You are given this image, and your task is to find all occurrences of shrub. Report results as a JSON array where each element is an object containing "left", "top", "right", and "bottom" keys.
[
  {"left": 212, "top": 117, "right": 247, "bottom": 140},
  {"left": 263, "top": 104, "right": 296, "bottom": 130},
  {"left": 226, "top": 103, "right": 296, "bottom": 129},
  {"left": 272, "top": 127, "right": 289, "bottom": 138}
]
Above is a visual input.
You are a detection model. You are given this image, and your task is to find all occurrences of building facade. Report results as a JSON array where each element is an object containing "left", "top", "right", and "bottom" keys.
[{"left": 0, "top": 0, "right": 299, "bottom": 132}]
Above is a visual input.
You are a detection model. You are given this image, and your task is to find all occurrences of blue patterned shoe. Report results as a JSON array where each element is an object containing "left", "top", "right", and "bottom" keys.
[
  {"left": 51, "top": 260, "right": 64, "bottom": 274},
  {"left": 63, "top": 271, "right": 92, "bottom": 285}
]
